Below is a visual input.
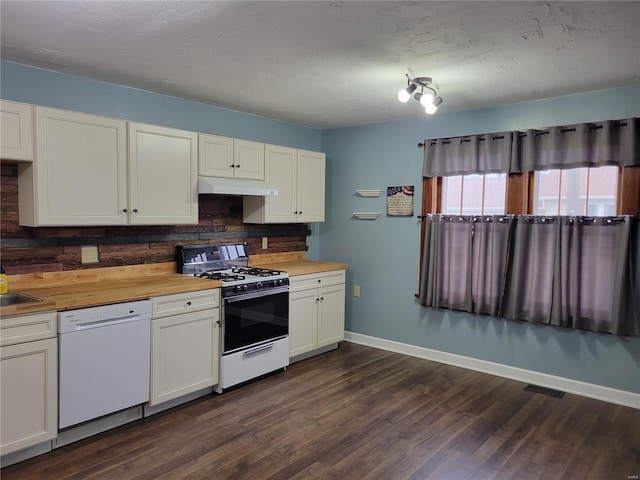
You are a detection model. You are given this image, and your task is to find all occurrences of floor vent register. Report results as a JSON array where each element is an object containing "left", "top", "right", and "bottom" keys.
[{"left": 524, "top": 384, "right": 565, "bottom": 398}]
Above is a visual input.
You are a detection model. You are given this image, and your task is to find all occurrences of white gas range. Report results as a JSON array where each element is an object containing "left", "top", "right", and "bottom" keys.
[{"left": 177, "top": 243, "right": 290, "bottom": 392}]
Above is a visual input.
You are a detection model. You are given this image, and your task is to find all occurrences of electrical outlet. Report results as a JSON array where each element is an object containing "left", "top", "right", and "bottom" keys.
[
  {"left": 353, "top": 285, "right": 361, "bottom": 297},
  {"left": 262, "top": 237, "right": 268, "bottom": 249},
  {"left": 81, "top": 246, "right": 99, "bottom": 264}
]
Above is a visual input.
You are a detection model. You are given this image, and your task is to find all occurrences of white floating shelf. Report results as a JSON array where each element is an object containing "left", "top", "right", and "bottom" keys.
[
  {"left": 353, "top": 212, "right": 381, "bottom": 220},
  {"left": 356, "top": 190, "right": 383, "bottom": 197}
]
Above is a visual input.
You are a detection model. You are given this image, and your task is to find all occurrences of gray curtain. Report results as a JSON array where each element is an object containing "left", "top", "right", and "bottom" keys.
[
  {"left": 550, "top": 216, "right": 638, "bottom": 335},
  {"left": 419, "top": 215, "right": 473, "bottom": 310},
  {"left": 501, "top": 216, "right": 560, "bottom": 324},
  {"left": 422, "top": 132, "right": 513, "bottom": 177},
  {"left": 511, "top": 118, "right": 639, "bottom": 173},
  {"left": 422, "top": 118, "right": 638, "bottom": 177},
  {"left": 419, "top": 215, "right": 513, "bottom": 316},
  {"left": 472, "top": 216, "right": 514, "bottom": 316},
  {"left": 419, "top": 117, "right": 640, "bottom": 335},
  {"left": 420, "top": 215, "right": 639, "bottom": 336}
]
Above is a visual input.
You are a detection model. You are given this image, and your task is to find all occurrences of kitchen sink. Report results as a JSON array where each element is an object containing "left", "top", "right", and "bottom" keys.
[{"left": 0, "top": 292, "right": 44, "bottom": 307}]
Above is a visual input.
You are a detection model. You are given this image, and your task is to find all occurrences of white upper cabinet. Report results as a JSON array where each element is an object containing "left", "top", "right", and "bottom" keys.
[
  {"left": 129, "top": 123, "right": 198, "bottom": 225},
  {"left": 199, "top": 134, "right": 264, "bottom": 180},
  {"left": 0, "top": 100, "right": 34, "bottom": 161},
  {"left": 243, "top": 145, "right": 325, "bottom": 223},
  {"left": 18, "top": 107, "right": 198, "bottom": 226},
  {"left": 19, "top": 106, "right": 128, "bottom": 226},
  {"left": 296, "top": 149, "right": 326, "bottom": 223}
]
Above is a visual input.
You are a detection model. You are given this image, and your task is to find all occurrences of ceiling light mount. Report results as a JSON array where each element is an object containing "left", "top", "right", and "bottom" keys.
[{"left": 398, "top": 74, "right": 443, "bottom": 115}]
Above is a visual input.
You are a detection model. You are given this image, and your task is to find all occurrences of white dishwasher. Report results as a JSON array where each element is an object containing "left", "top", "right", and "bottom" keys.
[{"left": 58, "top": 300, "right": 151, "bottom": 429}]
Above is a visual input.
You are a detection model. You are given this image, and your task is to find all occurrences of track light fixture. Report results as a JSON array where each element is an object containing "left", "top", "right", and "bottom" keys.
[{"left": 397, "top": 74, "right": 443, "bottom": 115}]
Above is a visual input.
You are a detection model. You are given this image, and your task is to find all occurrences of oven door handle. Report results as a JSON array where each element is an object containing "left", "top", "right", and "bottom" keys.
[
  {"left": 243, "top": 342, "right": 274, "bottom": 356},
  {"left": 224, "top": 287, "right": 289, "bottom": 303}
]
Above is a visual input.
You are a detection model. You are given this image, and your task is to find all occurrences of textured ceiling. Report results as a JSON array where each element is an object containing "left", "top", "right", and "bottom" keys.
[{"left": 1, "top": 1, "right": 639, "bottom": 129}]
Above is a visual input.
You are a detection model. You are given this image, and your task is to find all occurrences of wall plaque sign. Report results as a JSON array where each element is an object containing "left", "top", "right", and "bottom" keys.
[{"left": 387, "top": 186, "right": 414, "bottom": 216}]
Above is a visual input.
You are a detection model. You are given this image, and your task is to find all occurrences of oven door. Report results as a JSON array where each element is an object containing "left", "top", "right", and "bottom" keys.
[{"left": 222, "top": 288, "right": 289, "bottom": 354}]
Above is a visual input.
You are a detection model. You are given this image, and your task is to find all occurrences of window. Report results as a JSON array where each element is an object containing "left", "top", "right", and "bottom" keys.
[
  {"left": 418, "top": 119, "right": 640, "bottom": 336},
  {"left": 442, "top": 173, "right": 507, "bottom": 215},
  {"left": 533, "top": 166, "right": 618, "bottom": 216}
]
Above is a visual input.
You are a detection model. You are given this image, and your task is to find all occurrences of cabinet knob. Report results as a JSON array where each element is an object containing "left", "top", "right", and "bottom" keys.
[
  {"left": 186, "top": 301, "right": 192, "bottom": 306},
  {"left": 236, "top": 164, "right": 240, "bottom": 168},
  {"left": 320, "top": 297, "right": 324, "bottom": 302},
  {"left": 122, "top": 208, "right": 128, "bottom": 213},
  {"left": 317, "top": 279, "right": 321, "bottom": 283},
  {"left": 133, "top": 208, "right": 138, "bottom": 213}
]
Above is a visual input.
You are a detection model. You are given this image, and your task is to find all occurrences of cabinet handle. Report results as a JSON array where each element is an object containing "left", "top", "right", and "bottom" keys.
[
  {"left": 133, "top": 208, "right": 138, "bottom": 213},
  {"left": 186, "top": 301, "right": 192, "bottom": 306},
  {"left": 122, "top": 208, "right": 128, "bottom": 213}
]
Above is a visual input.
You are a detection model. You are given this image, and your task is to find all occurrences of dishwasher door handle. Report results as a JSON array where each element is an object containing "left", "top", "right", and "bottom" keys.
[{"left": 71, "top": 315, "right": 146, "bottom": 331}]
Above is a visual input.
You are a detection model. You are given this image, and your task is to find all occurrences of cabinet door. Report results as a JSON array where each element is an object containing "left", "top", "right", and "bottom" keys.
[
  {"left": 234, "top": 139, "right": 264, "bottom": 180},
  {"left": 317, "top": 283, "right": 345, "bottom": 348},
  {"left": 21, "top": 107, "right": 128, "bottom": 226},
  {"left": 297, "top": 150, "right": 325, "bottom": 223},
  {"left": 150, "top": 309, "right": 219, "bottom": 406},
  {"left": 0, "top": 338, "right": 57, "bottom": 456},
  {"left": 198, "top": 134, "right": 234, "bottom": 178},
  {"left": 0, "top": 100, "right": 34, "bottom": 161},
  {"left": 263, "top": 144, "right": 297, "bottom": 222},
  {"left": 289, "top": 288, "right": 318, "bottom": 357},
  {"left": 129, "top": 123, "right": 198, "bottom": 225}
]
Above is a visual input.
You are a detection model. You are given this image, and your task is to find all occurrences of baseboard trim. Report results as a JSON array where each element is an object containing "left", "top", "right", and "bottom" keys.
[{"left": 344, "top": 331, "right": 640, "bottom": 409}]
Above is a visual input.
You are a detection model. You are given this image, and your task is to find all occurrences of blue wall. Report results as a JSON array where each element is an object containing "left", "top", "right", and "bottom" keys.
[
  {"left": 0, "top": 60, "right": 324, "bottom": 258},
  {"left": 320, "top": 84, "right": 640, "bottom": 393}
]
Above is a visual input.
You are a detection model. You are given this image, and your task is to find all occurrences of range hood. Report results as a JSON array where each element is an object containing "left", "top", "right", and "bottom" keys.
[{"left": 198, "top": 176, "right": 278, "bottom": 196}]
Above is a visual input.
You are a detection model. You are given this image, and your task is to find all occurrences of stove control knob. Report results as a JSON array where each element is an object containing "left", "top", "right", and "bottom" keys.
[
  {"left": 278, "top": 279, "right": 284, "bottom": 286},
  {"left": 234, "top": 285, "right": 242, "bottom": 293},
  {"left": 256, "top": 282, "right": 263, "bottom": 289},
  {"left": 242, "top": 284, "right": 249, "bottom": 291},
  {"left": 271, "top": 280, "right": 278, "bottom": 287}
]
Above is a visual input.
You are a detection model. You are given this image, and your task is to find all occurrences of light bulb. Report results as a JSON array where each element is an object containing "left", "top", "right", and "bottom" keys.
[
  {"left": 419, "top": 91, "right": 434, "bottom": 108},
  {"left": 425, "top": 103, "right": 438, "bottom": 115},
  {"left": 398, "top": 83, "right": 417, "bottom": 103}
]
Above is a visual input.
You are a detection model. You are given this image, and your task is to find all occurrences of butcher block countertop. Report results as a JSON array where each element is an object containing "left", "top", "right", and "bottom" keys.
[
  {"left": 1, "top": 253, "right": 346, "bottom": 317},
  {"left": 250, "top": 252, "right": 348, "bottom": 276},
  {"left": 0, "top": 263, "right": 219, "bottom": 316}
]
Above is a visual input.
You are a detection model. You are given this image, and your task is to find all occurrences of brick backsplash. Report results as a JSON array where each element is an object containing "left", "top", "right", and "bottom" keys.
[{"left": 0, "top": 162, "right": 309, "bottom": 274}]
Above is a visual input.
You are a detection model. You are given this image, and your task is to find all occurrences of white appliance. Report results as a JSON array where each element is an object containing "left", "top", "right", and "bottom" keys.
[
  {"left": 177, "top": 243, "right": 290, "bottom": 392},
  {"left": 58, "top": 300, "right": 151, "bottom": 429}
]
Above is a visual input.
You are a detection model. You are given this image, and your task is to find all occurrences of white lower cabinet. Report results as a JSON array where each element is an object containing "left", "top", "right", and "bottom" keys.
[
  {"left": 0, "top": 311, "right": 58, "bottom": 457},
  {"left": 149, "top": 290, "right": 220, "bottom": 407},
  {"left": 289, "top": 270, "right": 345, "bottom": 358}
]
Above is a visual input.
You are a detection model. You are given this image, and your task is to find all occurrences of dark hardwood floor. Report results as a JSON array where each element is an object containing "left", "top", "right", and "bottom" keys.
[{"left": 2, "top": 342, "right": 639, "bottom": 479}]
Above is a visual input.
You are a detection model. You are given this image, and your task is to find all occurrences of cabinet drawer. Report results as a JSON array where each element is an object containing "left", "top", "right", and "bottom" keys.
[
  {"left": 290, "top": 270, "right": 345, "bottom": 291},
  {"left": 0, "top": 310, "right": 57, "bottom": 347},
  {"left": 152, "top": 289, "right": 219, "bottom": 318}
]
